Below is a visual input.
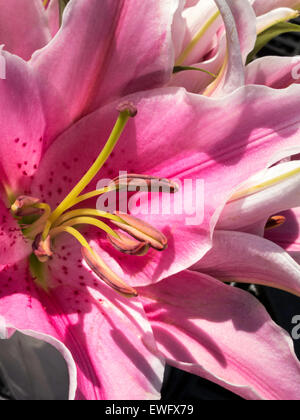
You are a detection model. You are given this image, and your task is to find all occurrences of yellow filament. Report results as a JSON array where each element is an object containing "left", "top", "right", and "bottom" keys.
[
  {"left": 49, "top": 216, "right": 119, "bottom": 240},
  {"left": 53, "top": 209, "right": 125, "bottom": 227},
  {"left": 229, "top": 166, "right": 300, "bottom": 202},
  {"left": 54, "top": 226, "right": 94, "bottom": 255}
]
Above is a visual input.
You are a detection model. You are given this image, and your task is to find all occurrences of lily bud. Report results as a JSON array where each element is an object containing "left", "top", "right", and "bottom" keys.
[
  {"left": 112, "top": 212, "right": 167, "bottom": 251},
  {"left": 82, "top": 247, "right": 138, "bottom": 298}
]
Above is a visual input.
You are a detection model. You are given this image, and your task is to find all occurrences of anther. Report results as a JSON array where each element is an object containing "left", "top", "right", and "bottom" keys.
[
  {"left": 112, "top": 212, "right": 168, "bottom": 251},
  {"left": 111, "top": 173, "right": 179, "bottom": 193},
  {"left": 81, "top": 247, "right": 138, "bottom": 298},
  {"left": 265, "top": 215, "right": 286, "bottom": 230},
  {"left": 107, "top": 231, "right": 150, "bottom": 256},
  {"left": 33, "top": 234, "right": 53, "bottom": 263}
]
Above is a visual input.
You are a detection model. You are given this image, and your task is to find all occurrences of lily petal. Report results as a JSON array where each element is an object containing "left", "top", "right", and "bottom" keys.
[
  {"left": 193, "top": 230, "right": 300, "bottom": 296},
  {"left": 246, "top": 55, "right": 300, "bottom": 88},
  {"left": 252, "top": 0, "right": 300, "bottom": 16},
  {"left": 204, "top": 0, "right": 256, "bottom": 96},
  {"left": 0, "top": 199, "right": 31, "bottom": 265},
  {"left": 0, "top": 250, "right": 164, "bottom": 400},
  {"left": 175, "top": 0, "right": 222, "bottom": 66},
  {"left": 170, "top": 39, "right": 226, "bottom": 93},
  {"left": 31, "top": 0, "right": 184, "bottom": 144},
  {"left": 44, "top": 0, "right": 60, "bottom": 38},
  {"left": 0, "top": 313, "right": 77, "bottom": 400},
  {"left": 0, "top": 50, "right": 45, "bottom": 193},
  {"left": 0, "top": 0, "right": 51, "bottom": 61},
  {"left": 138, "top": 270, "right": 300, "bottom": 400},
  {"left": 256, "top": 7, "right": 299, "bottom": 33}
]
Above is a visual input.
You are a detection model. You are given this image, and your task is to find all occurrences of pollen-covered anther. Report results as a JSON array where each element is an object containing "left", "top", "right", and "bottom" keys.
[
  {"left": 33, "top": 234, "right": 53, "bottom": 263},
  {"left": 81, "top": 247, "right": 138, "bottom": 298},
  {"left": 11, "top": 195, "right": 40, "bottom": 216},
  {"left": 265, "top": 215, "right": 286, "bottom": 231},
  {"left": 107, "top": 231, "right": 150, "bottom": 256},
  {"left": 111, "top": 173, "right": 179, "bottom": 193},
  {"left": 116, "top": 101, "right": 137, "bottom": 117},
  {"left": 112, "top": 212, "right": 168, "bottom": 251}
]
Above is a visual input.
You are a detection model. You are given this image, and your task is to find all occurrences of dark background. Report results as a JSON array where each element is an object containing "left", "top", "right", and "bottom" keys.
[{"left": 1, "top": 20, "right": 300, "bottom": 401}]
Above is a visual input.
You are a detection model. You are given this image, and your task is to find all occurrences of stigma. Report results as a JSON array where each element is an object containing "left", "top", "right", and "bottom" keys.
[{"left": 10, "top": 103, "right": 177, "bottom": 298}]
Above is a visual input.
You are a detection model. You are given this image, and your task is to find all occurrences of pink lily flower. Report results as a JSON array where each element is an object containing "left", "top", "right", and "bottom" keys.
[{"left": 1, "top": 0, "right": 300, "bottom": 401}]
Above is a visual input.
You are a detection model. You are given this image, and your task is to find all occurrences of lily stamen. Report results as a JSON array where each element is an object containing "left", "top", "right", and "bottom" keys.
[
  {"left": 82, "top": 246, "right": 138, "bottom": 298},
  {"left": 33, "top": 234, "right": 53, "bottom": 263},
  {"left": 112, "top": 212, "right": 168, "bottom": 251},
  {"left": 111, "top": 173, "right": 179, "bottom": 193}
]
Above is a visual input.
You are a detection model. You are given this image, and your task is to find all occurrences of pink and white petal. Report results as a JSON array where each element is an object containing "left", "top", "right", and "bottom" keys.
[
  {"left": 138, "top": 270, "right": 300, "bottom": 400},
  {"left": 171, "top": 1, "right": 186, "bottom": 61},
  {"left": 265, "top": 207, "right": 300, "bottom": 251},
  {"left": 252, "top": 0, "right": 300, "bottom": 16},
  {"left": 184, "top": 0, "right": 200, "bottom": 8},
  {"left": 256, "top": 7, "right": 299, "bottom": 33},
  {"left": 0, "top": 252, "right": 164, "bottom": 400},
  {"left": 176, "top": 0, "right": 222, "bottom": 66},
  {"left": 0, "top": 200, "right": 31, "bottom": 265},
  {"left": 0, "top": 313, "right": 77, "bottom": 399},
  {"left": 226, "top": 0, "right": 257, "bottom": 63},
  {"left": 33, "top": 85, "right": 300, "bottom": 285},
  {"left": 193, "top": 230, "right": 300, "bottom": 296},
  {"left": 0, "top": 262, "right": 77, "bottom": 400},
  {"left": 31, "top": 0, "right": 183, "bottom": 145},
  {"left": 0, "top": 0, "right": 51, "bottom": 61},
  {"left": 217, "top": 160, "right": 300, "bottom": 231},
  {"left": 204, "top": 0, "right": 256, "bottom": 96},
  {"left": 171, "top": 36, "right": 226, "bottom": 93},
  {"left": 0, "top": 50, "right": 45, "bottom": 194},
  {"left": 246, "top": 55, "right": 300, "bottom": 88},
  {"left": 44, "top": 0, "right": 60, "bottom": 38}
]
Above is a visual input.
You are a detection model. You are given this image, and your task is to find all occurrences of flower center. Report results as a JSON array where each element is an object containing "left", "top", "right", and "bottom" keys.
[{"left": 10, "top": 103, "right": 177, "bottom": 297}]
